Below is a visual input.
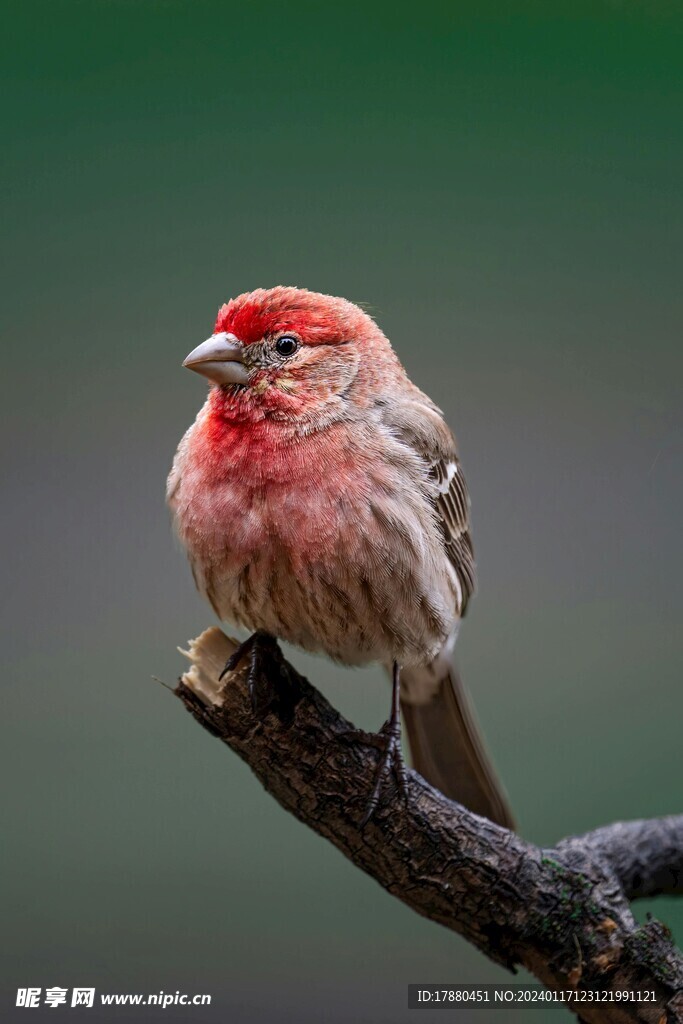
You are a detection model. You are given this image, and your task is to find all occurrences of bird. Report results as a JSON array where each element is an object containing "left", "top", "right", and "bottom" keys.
[{"left": 167, "top": 286, "right": 514, "bottom": 829}]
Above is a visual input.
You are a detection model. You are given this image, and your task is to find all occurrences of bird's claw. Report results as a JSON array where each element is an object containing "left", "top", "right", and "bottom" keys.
[
  {"left": 219, "top": 630, "right": 295, "bottom": 721},
  {"left": 359, "top": 715, "right": 409, "bottom": 828}
]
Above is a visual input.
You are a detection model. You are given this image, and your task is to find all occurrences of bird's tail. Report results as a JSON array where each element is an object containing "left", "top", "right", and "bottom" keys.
[{"left": 398, "top": 661, "right": 515, "bottom": 830}]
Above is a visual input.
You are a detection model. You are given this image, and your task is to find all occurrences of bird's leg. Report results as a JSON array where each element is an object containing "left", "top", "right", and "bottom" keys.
[
  {"left": 360, "top": 662, "right": 409, "bottom": 827},
  {"left": 219, "top": 630, "right": 298, "bottom": 722}
]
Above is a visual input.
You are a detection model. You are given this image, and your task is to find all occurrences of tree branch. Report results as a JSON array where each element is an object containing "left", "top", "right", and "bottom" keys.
[
  {"left": 559, "top": 819, "right": 683, "bottom": 901},
  {"left": 174, "top": 627, "right": 683, "bottom": 1023}
]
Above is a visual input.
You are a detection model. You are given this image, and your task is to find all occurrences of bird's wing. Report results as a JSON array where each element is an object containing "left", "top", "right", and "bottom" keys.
[
  {"left": 430, "top": 453, "right": 476, "bottom": 614},
  {"left": 380, "top": 395, "right": 476, "bottom": 616},
  {"left": 381, "top": 397, "right": 513, "bottom": 826}
]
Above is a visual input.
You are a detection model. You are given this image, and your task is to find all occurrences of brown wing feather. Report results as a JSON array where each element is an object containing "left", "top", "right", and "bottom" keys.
[
  {"left": 379, "top": 394, "right": 476, "bottom": 616},
  {"left": 430, "top": 456, "right": 476, "bottom": 615}
]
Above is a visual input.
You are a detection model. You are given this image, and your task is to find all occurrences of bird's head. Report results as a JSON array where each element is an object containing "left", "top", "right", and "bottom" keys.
[{"left": 183, "top": 286, "right": 401, "bottom": 424}]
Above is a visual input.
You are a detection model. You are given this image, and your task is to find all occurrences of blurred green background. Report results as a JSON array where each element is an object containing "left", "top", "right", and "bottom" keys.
[{"left": 1, "top": 1, "right": 681, "bottom": 1021}]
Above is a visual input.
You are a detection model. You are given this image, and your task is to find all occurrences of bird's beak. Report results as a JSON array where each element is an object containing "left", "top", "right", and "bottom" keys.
[{"left": 182, "top": 332, "right": 249, "bottom": 385}]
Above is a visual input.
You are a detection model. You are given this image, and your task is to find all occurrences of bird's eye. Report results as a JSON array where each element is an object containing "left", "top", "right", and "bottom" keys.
[{"left": 275, "top": 335, "right": 299, "bottom": 356}]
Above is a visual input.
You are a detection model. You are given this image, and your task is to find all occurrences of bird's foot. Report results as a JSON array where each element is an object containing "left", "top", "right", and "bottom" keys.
[
  {"left": 359, "top": 713, "right": 409, "bottom": 828},
  {"left": 340, "top": 662, "right": 408, "bottom": 827},
  {"left": 219, "top": 630, "right": 297, "bottom": 722}
]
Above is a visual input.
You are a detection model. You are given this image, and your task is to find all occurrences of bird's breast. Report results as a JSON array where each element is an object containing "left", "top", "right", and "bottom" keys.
[
  {"left": 169, "top": 408, "right": 456, "bottom": 665},
  {"left": 171, "top": 412, "right": 375, "bottom": 567}
]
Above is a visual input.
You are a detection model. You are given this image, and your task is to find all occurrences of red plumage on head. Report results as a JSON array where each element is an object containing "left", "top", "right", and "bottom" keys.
[{"left": 214, "top": 286, "right": 377, "bottom": 347}]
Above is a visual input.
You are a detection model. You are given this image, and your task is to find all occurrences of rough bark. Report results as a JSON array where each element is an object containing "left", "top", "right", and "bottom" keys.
[{"left": 174, "top": 627, "right": 683, "bottom": 1023}]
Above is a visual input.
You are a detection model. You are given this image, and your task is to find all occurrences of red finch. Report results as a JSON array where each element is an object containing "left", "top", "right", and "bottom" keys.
[{"left": 168, "top": 286, "right": 514, "bottom": 828}]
